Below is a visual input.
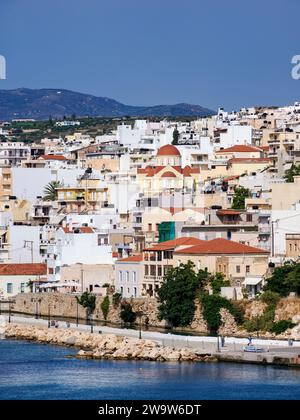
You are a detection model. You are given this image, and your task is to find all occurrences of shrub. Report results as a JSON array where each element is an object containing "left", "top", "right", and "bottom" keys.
[
  {"left": 76, "top": 291, "right": 96, "bottom": 316},
  {"left": 100, "top": 296, "right": 110, "bottom": 320},
  {"left": 271, "top": 320, "right": 295, "bottom": 335},
  {"left": 260, "top": 290, "right": 280, "bottom": 307},
  {"left": 200, "top": 293, "right": 244, "bottom": 334},
  {"left": 112, "top": 292, "right": 122, "bottom": 307},
  {"left": 210, "top": 272, "right": 230, "bottom": 295},
  {"left": 120, "top": 303, "right": 136, "bottom": 324}
]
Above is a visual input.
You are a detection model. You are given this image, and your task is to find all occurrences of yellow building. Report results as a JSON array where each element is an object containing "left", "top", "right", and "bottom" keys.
[{"left": 57, "top": 173, "right": 109, "bottom": 213}]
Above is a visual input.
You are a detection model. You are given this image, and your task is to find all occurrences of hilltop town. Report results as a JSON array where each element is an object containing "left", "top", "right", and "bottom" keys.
[{"left": 1, "top": 101, "right": 300, "bottom": 336}]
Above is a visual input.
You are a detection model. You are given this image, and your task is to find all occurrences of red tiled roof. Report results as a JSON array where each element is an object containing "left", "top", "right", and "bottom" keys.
[
  {"left": 117, "top": 255, "right": 143, "bottom": 262},
  {"left": 216, "top": 210, "right": 241, "bottom": 216},
  {"left": 0, "top": 263, "right": 47, "bottom": 276},
  {"left": 62, "top": 226, "right": 94, "bottom": 234},
  {"left": 161, "top": 171, "right": 177, "bottom": 178},
  {"left": 223, "top": 175, "right": 240, "bottom": 182},
  {"left": 144, "top": 237, "right": 204, "bottom": 251},
  {"left": 216, "top": 145, "right": 261, "bottom": 153},
  {"left": 112, "top": 251, "right": 118, "bottom": 258},
  {"left": 157, "top": 144, "right": 181, "bottom": 157},
  {"left": 174, "top": 238, "right": 269, "bottom": 255},
  {"left": 258, "top": 146, "right": 270, "bottom": 151},
  {"left": 138, "top": 165, "right": 199, "bottom": 178},
  {"left": 39, "top": 155, "right": 68, "bottom": 161},
  {"left": 228, "top": 158, "right": 270, "bottom": 164}
]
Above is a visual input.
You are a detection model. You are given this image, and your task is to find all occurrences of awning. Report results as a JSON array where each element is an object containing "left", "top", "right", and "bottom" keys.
[{"left": 242, "top": 277, "right": 263, "bottom": 286}]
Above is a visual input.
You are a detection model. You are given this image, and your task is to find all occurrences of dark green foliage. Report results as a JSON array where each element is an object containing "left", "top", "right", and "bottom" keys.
[
  {"left": 76, "top": 292, "right": 96, "bottom": 316},
  {"left": 231, "top": 186, "right": 250, "bottom": 210},
  {"left": 200, "top": 293, "right": 244, "bottom": 334},
  {"left": 120, "top": 303, "right": 136, "bottom": 324},
  {"left": 172, "top": 128, "right": 179, "bottom": 145},
  {"left": 271, "top": 320, "right": 295, "bottom": 335},
  {"left": 210, "top": 272, "right": 230, "bottom": 295},
  {"left": 157, "top": 261, "right": 201, "bottom": 328},
  {"left": 102, "top": 283, "right": 110, "bottom": 288},
  {"left": 259, "top": 290, "right": 280, "bottom": 307},
  {"left": 100, "top": 296, "right": 110, "bottom": 320},
  {"left": 264, "top": 261, "right": 300, "bottom": 296},
  {"left": 284, "top": 164, "right": 300, "bottom": 182},
  {"left": 112, "top": 292, "right": 122, "bottom": 306}
]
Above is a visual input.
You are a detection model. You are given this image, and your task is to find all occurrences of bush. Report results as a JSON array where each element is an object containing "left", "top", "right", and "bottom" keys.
[
  {"left": 112, "top": 292, "right": 122, "bottom": 307},
  {"left": 100, "top": 296, "right": 110, "bottom": 320},
  {"left": 210, "top": 273, "right": 230, "bottom": 295},
  {"left": 76, "top": 291, "right": 96, "bottom": 316},
  {"left": 271, "top": 320, "right": 295, "bottom": 335},
  {"left": 200, "top": 293, "right": 244, "bottom": 334},
  {"left": 260, "top": 290, "right": 280, "bottom": 307},
  {"left": 120, "top": 303, "right": 136, "bottom": 324}
]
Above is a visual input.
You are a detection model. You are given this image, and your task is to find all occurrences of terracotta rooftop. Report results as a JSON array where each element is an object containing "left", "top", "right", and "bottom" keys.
[
  {"left": 138, "top": 165, "right": 199, "bottom": 178},
  {"left": 216, "top": 210, "right": 241, "bottom": 216},
  {"left": 0, "top": 263, "right": 47, "bottom": 276},
  {"left": 117, "top": 255, "right": 143, "bottom": 263},
  {"left": 228, "top": 158, "right": 270, "bottom": 164},
  {"left": 174, "top": 238, "right": 269, "bottom": 255},
  {"left": 39, "top": 155, "right": 68, "bottom": 161},
  {"left": 216, "top": 145, "right": 261, "bottom": 153},
  {"left": 62, "top": 226, "right": 94, "bottom": 234},
  {"left": 144, "top": 237, "right": 204, "bottom": 252},
  {"left": 161, "top": 171, "right": 177, "bottom": 178},
  {"left": 156, "top": 144, "right": 181, "bottom": 157}
]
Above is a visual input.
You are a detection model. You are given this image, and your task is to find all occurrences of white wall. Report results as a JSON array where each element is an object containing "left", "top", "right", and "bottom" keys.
[
  {"left": 10, "top": 224, "right": 41, "bottom": 263},
  {"left": 12, "top": 168, "right": 84, "bottom": 201},
  {"left": 219, "top": 125, "right": 252, "bottom": 148},
  {"left": 272, "top": 210, "right": 300, "bottom": 256}
]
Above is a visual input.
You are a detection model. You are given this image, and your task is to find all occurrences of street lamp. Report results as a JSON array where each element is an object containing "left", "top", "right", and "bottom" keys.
[
  {"left": 76, "top": 298, "right": 79, "bottom": 327},
  {"left": 35, "top": 299, "right": 39, "bottom": 319},
  {"left": 216, "top": 334, "right": 220, "bottom": 352},
  {"left": 136, "top": 311, "right": 144, "bottom": 340},
  {"left": 48, "top": 304, "right": 51, "bottom": 328},
  {"left": 8, "top": 300, "right": 11, "bottom": 323}
]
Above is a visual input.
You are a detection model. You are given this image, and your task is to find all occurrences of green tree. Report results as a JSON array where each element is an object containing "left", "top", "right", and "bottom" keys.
[
  {"left": 77, "top": 292, "right": 96, "bottom": 318},
  {"left": 264, "top": 261, "right": 300, "bottom": 296},
  {"left": 100, "top": 296, "right": 110, "bottom": 320},
  {"left": 200, "top": 293, "right": 244, "bottom": 334},
  {"left": 43, "top": 180, "right": 62, "bottom": 201},
  {"left": 157, "top": 261, "right": 202, "bottom": 328},
  {"left": 120, "top": 303, "right": 136, "bottom": 324},
  {"left": 231, "top": 186, "right": 250, "bottom": 210},
  {"left": 210, "top": 272, "right": 230, "bottom": 295},
  {"left": 172, "top": 128, "right": 180, "bottom": 145},
  {"left": 284, "top": 164, "right": 300, "bottom": 183}
]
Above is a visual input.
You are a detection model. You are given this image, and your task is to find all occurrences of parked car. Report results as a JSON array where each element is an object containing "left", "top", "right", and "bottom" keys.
[{"left": 243, "top": 345, "right": 264, "bottom": 353}]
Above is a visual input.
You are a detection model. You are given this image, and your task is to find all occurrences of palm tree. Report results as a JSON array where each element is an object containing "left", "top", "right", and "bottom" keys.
[{"left": 43, "top": 181, "right": 62, "bottom": 201}]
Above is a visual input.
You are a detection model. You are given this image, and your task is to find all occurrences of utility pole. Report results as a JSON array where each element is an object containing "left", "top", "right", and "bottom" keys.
[{"left": 24, "top": 240, "right": 34, "bottom": 263}]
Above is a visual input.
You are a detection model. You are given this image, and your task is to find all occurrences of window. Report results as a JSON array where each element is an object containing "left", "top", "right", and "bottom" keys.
[
  {"left": 148, "top": 223, "right": 152, "bottom": 232},
  {"left": 132, "top": 272, "right": 136, "bottom": 283},
  {"left": 246, "top": 265, "right": 250, "bottom": 274},
  {"left": 157, "top": 266, "right": 162, "bottom": 277},
  {"left": 223, "top": 265, "right": 226, "bottom": 273},
  {"left": 134, "top": 287, "right": 137, "bottom": 298},
  {"left": 120, "top": 286, "right": 123, "bottom": 295},
  {"left": 126, "top": 271, "right": 129, "bottom": 282},
  {"left": 127, "top": 288, "right": 130, "bottom": 294},
  {"left": 236, "top": 265, "right": 241, "bottom": 273},
  {"left": 7, "top": 283, "right": 13, "bottom": 294},
  {"left": 118, "top": 271, "right": 122, "bottom": 283},
  {"left": 150, "top": 265, "right": 156, "bottom": 276},
  {"left": 145, "top": 265, "right": 149, "bottom": 276},
  {"left": 20, "top": 283, "right": 25, "bottom": 293},
  {"left": 246, "top": 214, "right": 253, "bottom": 222},
  {"left": 218, "top": 264, "right": 222, "bottom": 272},
  {"left": 295, "top": 243, "right": 298, "bottom": 251}
]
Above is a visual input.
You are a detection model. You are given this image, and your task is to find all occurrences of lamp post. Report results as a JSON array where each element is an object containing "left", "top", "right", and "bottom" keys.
[
  {"left": 136, "top": 311, "right": 144, "bottom": 340},
  {"left": 8, "top": 300, "right": 11, "bottom": 323},
  {"left": 48, "top": 304, "right": 50, "bottom": 328},
  {"left": 76, "top": 298, "right": 79, "bottom": 327},
  {"left": 35, "top": 299, "right": 39, "bottom": 319},
  {"left": 216, "top": 334, "right": 220, "bottom": 352}
]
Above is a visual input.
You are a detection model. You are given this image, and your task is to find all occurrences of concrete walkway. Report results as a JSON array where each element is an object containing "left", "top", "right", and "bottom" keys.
[{"left": 4, "top": 314, "right": 300, "bottom": 354}]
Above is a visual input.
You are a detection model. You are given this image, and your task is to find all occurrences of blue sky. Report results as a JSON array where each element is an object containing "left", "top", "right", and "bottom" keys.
[{"left": 1, "top": 0, "right": 300, "bottom": 110}]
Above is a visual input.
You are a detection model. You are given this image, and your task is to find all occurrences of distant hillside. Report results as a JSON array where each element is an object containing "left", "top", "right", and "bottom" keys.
[{"left": 0, "top": 88, "right": 215, "bottom": 121}]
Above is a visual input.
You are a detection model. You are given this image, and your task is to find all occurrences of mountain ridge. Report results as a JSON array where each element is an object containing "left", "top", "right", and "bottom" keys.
[{"left": 0, "top": 88, "right": 215, "bottom": 120}]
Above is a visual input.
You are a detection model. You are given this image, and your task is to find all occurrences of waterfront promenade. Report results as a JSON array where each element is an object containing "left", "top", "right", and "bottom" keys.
[{"left": 2, "top": 314, "right": 300, "bottom": 367}]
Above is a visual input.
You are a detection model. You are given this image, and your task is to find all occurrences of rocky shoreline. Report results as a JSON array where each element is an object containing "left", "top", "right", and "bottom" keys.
[{"left": 3, "top": 323, "right": 217, "bottom": 363}]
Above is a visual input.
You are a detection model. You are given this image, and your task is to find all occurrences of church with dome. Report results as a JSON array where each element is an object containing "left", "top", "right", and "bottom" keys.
[{"left": 137, "top": 144, "right": 200, "bottom": 194}]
